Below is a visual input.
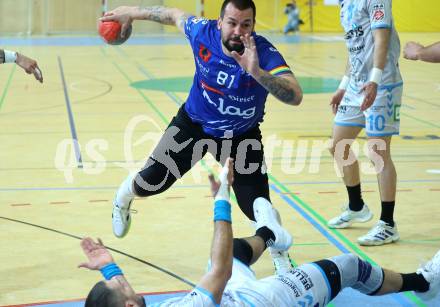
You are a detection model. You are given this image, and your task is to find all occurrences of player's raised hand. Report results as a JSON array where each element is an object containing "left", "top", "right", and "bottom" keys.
[
  {"left": 78, "top": 237, "right": 114, "bottom": 270},
  {"left": 231, "top": 34, "right": 260, "bottom": 77},
  {"left": 100, "top": 6, "right": 136, "bottom": 37},
  {"left": 330, "top": 89, "right": 345, "bottom": 115},
  {"left": 360, "top": 82, "right": 378, "bottom": 111},
  {"left": 15, "top": 53, "right": 43, "bottom": 83},
  {"left": 209, "top": 158, "right": 234, "bottom": 198}
]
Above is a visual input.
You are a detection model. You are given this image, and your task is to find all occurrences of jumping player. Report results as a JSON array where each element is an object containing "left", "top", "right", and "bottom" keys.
[{"left": 100, "top": 0, "right": 302, "bottom": 272}]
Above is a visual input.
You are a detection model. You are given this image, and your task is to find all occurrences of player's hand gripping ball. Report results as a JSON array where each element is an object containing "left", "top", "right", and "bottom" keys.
[{"left": 98, "top": 21, "right": 132, "bottom": 45}]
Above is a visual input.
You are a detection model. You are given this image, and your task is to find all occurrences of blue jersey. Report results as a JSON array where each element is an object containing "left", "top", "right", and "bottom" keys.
[{"left": 184, "top": 16, "right": 292, "bottom": 138}]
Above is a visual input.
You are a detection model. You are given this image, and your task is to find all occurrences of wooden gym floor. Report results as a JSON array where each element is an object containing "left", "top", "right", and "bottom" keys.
[{"left": 0, "top": 32, "right": 439, "bottom": 306}]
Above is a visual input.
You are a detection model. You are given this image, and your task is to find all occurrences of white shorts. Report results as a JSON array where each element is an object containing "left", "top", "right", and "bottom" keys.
[{"left": 334, "top": 83, "right": 402, "bottom": 137}]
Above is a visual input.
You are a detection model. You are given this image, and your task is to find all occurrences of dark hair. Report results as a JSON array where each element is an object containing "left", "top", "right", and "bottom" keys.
[
  {"left": 220, "top": 0, "right": 256, "bottom": 20},
  {"left": 85, "top": 281, "right": 126, "bottom": 307}
]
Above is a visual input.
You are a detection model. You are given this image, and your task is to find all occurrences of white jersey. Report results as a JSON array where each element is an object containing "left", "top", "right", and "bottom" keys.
[
  {"left": 340, "top": 0, "right": 402, "bottom": 93},
  {"left": 154, "top": 260, "right": 330, "bottom": 306}
]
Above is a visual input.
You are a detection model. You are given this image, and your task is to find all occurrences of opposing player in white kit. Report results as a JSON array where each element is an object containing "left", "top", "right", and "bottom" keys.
[
  {"left": 328, "top": 0, "right": 403, "bottom": 246},
  {"left": 80, "top": 159, "right": 440, "bottom": 307}
]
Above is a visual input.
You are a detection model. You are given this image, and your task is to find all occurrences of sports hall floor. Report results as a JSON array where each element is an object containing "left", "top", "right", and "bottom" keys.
[{"left": 0, "top": 32, "right": 439, "bottom": 306}]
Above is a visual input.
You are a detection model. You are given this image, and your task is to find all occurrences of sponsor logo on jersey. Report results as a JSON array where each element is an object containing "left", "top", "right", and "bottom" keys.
[
  {"left": 372, "top": 3, "right": 385, "bottom": 21},
  {"left": 394, "top": 105, "right": 400, "bottom": 121},
  {"left": 202, "top": 89, "right": 256, "bottom": 119},
  {"left": 276, "top": 275, "right": 303, "bottom": 297},
  {"left": 292, "top": 268, "right": 314, "bottom": 291},
  {"left": 219, "top": 59, "right": 237, "bottom": 68},
  {"left": 337, "top": 105, "right": 347, "bottom": 114},
  {"left": 228, "top": 94, "right": 256, "bottom": 103},
  {"left": 349, "top": 44, "right": 365, "bottom": 53},
  {"left": 199, "top": 44, "right": 212, "bottom": 62},
  {"left": 190, "top": 17, "right": 209, "bottom": 25},
  {"left": 195, "top": 57, "right": 210, "bottom": 77},
  {"left": 370, "top": 105, "right": 385, "bottom": 112},
  {"left": 345, "top": 25, "right": 364, "bottom": 40}
]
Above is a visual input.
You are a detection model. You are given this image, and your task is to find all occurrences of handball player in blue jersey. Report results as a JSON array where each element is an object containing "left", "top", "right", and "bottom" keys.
[{"left": 100, "top": 0, "right": 302, "bottom": 272}]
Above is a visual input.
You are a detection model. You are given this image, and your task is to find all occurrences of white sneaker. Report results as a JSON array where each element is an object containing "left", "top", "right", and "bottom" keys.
[
  {"left": 270, "top": 249, "right": 295, "bottom": 275},
  {"left": 253, "top": 197, "right": 292, "bottom": 250},
  {"left": 112, "top": 199, "right": 133, "bottom": 238},
  {"left": 327, "top": 204, "right": 373, "bottom": 229},
  {"left": 357, "top": 220, "right": 399, "bottom": 246},
  {"left": 416, "top": 249, "right": 440, "bottom": 301},
  {"left": 268, "top": 207, "right": 294, "bottom": 274}
]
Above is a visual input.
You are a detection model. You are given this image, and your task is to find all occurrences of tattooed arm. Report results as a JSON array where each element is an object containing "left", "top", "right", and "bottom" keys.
[
  {"left": 136, "top": 6, "right": 192, "bottom": 34},
  {"left": 254, "top": 70, "right": 302, "bottom": 105},
  {"left": 100, "top": 6, "right": 192, "bottom": 35}
]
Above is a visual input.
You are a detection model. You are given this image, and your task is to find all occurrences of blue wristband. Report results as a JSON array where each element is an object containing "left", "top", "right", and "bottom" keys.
[
  {"left": 214, "top": 200, "right": 231, "bottom": 223},
  {"left": 100, "top": 263, "right": 123, "bottom": 280}
]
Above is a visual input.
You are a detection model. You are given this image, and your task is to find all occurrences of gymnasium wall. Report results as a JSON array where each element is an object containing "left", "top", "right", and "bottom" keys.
[
  {"left": 0, "top": 0, "right": 439, "bottom": 35},
  {"left": 204, "top": 0, "right": 440, "bottom": 33}
]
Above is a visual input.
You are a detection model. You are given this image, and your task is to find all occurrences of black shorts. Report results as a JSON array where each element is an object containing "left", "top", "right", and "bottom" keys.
[{"left": 134, "top": 105, "right": 270, "bottom": 220}]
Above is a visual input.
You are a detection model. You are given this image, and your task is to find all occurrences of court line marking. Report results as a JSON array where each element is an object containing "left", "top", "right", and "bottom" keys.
[
  {"left": 115, "top": 46, "right": 183, "bottom": 108},
  {"left": 404, "top": 93, "right": 440, "bottom": 108},
  {"left": 401, "top": 112, "right": 440, "bottom": 129},
  {"left": 2, "top": 178, "right": 440, "bottom": 192},
  {"left": 0, "top": 65, "right": 16, "bottom": 112},
  {"left": 2, "top": 290, "right": 188, "bottom": 307},
  {"left": 270, "top": 184, "right": 413, "bottom": 306},
  {"left": 57, "top": 56, "right": 83, "bottom": 168},
  {"left": 0, "top": 216, "right": 196, "bottom": 288},
  {"left": 269, "top": 176, "right": 424, "bottom": 306},
  {"left": 103, "top": 48, "right": 421, "bottom": 306}
]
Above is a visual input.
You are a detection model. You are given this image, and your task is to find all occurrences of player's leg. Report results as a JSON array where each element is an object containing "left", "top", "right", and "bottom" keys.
[
  {"left": 232, "top": 198, "right": 292, "bottom": 268},
  {"left": 357, "top": 135, "right": 399, "bottom": 245},
  {"left": 218, "top": 125, "right": 269, "bottom": 221},
  {"left": 224, "top": 127, "right": 295, "bottom": 274},
  {"left": 112, "top": 106, "right": 208, "bottom": 237},
  {"left": 232, "top": 237, "right": 265, "bottom": 266},
  {"left": 324, "top": 250, "right": 440, "bottom": 301},
  {"left": 328, "top": 100, "right": 373, "bottom": 228},
  {"left": 357, "top": 85, "right": 402, "bottom": 246}
]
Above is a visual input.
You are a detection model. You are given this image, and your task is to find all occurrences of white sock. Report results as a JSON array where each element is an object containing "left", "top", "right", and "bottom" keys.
[{"left": 114, "top": 173, "right": 136, "bottom": 208}]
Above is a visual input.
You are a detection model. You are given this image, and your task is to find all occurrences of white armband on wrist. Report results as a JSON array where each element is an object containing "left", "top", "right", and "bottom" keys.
[
  {"left": 4, "top": 50, "right": 17, "bottom": 63},
  {"left": 369, "top": 68, "right": 383, "bottom": 84},
  {"left": 338, "top": 75, "right": 350, "bottom": 90}
]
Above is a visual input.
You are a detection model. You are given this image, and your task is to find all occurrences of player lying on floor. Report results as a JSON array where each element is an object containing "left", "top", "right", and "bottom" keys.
[{"left": 79, "top": 158, "right": 440, "bottom": 306}]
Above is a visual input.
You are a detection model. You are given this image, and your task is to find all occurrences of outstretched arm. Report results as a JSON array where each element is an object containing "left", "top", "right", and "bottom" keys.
[
  {"left": 0, "top": 49, "right": 43, "bottom": 83},
  {"left": 196, "top": 158, "right": 234, "bottom": 304},
  {"left": 100, "top": 6, "right": 192, "bottom": 36},
  {"left": 404, "top": 41, "right": 440, "bottom": 63}
]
